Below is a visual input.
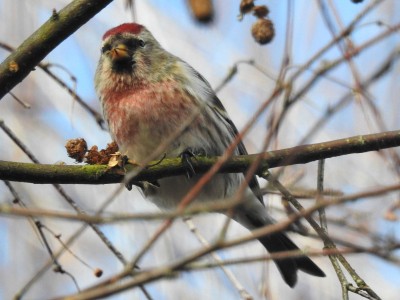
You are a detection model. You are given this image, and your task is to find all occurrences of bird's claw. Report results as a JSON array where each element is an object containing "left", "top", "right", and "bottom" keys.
[
  {"left": 125, "top": 182, "right": 133, "bottom": 191},
  {"left": 126, "top": 180, "right": 160, "bottom": 191},
  {"left": 180, "top": 148, "right": 197, "bottom": 178},
  {"left": 180, "top": 148, "right": 206, "bottom": 178}
]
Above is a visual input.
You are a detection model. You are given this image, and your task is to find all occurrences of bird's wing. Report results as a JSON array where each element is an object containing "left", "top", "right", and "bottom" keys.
[
  {"left": 182, "top": 62, "right": 263, "bottom": 204},
  {"left": 210, "top": 94, "right": 263, "bottom": 204}
]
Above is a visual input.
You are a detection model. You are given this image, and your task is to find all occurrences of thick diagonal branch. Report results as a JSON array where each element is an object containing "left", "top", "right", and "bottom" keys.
[{"left": 0, "top": 0, "right": 113, "bottom": 99}]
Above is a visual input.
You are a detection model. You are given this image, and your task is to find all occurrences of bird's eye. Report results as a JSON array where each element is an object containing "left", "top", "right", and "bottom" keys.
[
  {"left": 138, "top": 40, "right": 145, "bottom": 48},
  {"left": 101, "top": 44, "right": 111, "bottom": 53}
]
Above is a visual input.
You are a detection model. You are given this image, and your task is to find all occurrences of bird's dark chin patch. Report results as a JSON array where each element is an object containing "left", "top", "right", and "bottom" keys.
[{"left": 111, "top": 58, "right": 135, "bottom": 73}]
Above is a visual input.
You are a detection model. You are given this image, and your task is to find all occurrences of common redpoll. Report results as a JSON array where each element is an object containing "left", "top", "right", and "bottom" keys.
[{"left": 95, "top": 23, "right": 325, "bottom": 287}]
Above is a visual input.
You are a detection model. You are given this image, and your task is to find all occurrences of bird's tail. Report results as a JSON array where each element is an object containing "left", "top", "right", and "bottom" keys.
[
  {"left": 258, "top": 231, "right": 325, "bottom": 287},
  {"left": 233, "top": 196, "right": 325, "bottom": 287}
]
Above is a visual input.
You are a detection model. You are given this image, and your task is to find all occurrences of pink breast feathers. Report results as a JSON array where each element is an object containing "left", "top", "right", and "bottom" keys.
[{"left": 102, "top": 80, "right": 198, "bottom": 157}]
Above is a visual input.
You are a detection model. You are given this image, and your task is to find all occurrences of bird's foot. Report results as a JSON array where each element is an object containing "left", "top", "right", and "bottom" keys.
[
  {"left": 180, "top": 148, "right": 196, "bottom": 178},
  {"left": 134, "top": 180, "right": 160, "bottom": 192},
  {"left": 179, "top": 148, "right": 205, "bottom": 178}
]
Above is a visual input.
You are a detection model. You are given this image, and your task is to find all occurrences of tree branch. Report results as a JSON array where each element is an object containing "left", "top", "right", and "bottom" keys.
[
  {"left": 1, "top": 130, "right": 399, "bottom": 185},
  {"left": 0, "top": 0, "right": 113, "bottom": 100}
]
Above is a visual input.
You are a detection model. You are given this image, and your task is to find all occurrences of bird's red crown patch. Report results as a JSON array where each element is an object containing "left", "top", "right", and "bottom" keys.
[{"left": 102, "top": 23, "right": 144, "bottom": 40}]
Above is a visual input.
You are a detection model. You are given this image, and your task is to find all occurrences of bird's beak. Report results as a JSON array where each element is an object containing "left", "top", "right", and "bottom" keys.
[{"left": 109, "top": 44, "right": 130, "bottom": 61}]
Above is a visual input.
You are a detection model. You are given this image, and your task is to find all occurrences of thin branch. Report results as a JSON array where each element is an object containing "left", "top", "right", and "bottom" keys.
[
  {"left": 184, "top": 219, "right": 253, "bottom": 300},
  {"left": 0, "top": 182, "right": 399, "bottom": 224},
  {"left": 288, "top": 21, "right": 400, "bottom": 107},
  {"left": 263, "top": 170, "right": 382, "bottom": 300},
  {"left": 40, "top": 63, "right": 105, "bottom": 128},
  {"left": 0, "top": 42, "right": 104, "bottom": 127},
  {"left": 8, "top": 91, "right": 31, "bottom": 108},
  {"left": 0, "top": 120, "right": 154, "bottom": 299},
  {"left": 0, "top": 119, "right": 127, "bottom": 263},
  {"left": 299, "top": 46, "right": 400, "bottom": 145},
  {"left": 184, "top": 245, "right": 400, "bottom": 272},
  {"left": 14, "top": 193, "right": 152, "bottom": 300},
  {"left": 57, "top": 179, "right": 400, "bottom": 300},
  {"left": 316, "top": 159, "right": 349, "bottom": 300}
]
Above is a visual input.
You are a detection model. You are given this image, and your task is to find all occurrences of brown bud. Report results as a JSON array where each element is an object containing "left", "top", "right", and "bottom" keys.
[
  {"left": 188, "top": 0, "right": 214, "bottom": 23},
  {"left": 9, "top": 61, "right": 19, "bottom": 73},
  {"left": 240, "top": 0, "right": 254, "bottom": 15},
  {"left": 253, "top": 5, "right": 269, "bottom": 18},
  {"left": 94, "top": 268, "right": 103, "bottom": 277},
  {"left": 65, "top": 138, "right": 87, "bottom": 162},
  {"left": 251, "top": 18, "right": 275, "bottom": 45}
]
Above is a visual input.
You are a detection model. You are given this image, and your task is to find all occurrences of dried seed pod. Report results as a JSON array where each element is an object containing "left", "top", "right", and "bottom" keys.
[
  {"left": 253, "top": 5, "right": 269, "bottom": 18},
  {"left": 240, "top": 0, "right": 254, "bottom": 15},
  {"left": 251, "top": 18, "right": 275, "bottom": 45},
  {"left": 65, "top": 138, "right": 87, "bottom": 162}
]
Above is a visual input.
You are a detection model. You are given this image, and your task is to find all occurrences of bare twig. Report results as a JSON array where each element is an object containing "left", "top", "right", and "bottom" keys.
[
  {"left": 0, "top": 182, "right": 399, "bottom": 224},
  {"left": 56, "top": 183, "right": 399, "bottom": 300},
  {"left": 263, "top": 169, "right": 382, "bottom": 300},
  {"left": 184, "top": 219, "right": 253, "bottom": 300},
  {"left": 0, "top": 42, "right": 104, "bottom": 127},
  {"left": 8, "top": 91, "right": 31, "bottom": 108},
  {"left": 0, "top": 120, "right": 149, "bottom": 298}
]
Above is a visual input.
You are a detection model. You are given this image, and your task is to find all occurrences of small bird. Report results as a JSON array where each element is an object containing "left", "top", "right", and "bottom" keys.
[{"left": 95, "top": 23, "right": 325, "bottom": 287}]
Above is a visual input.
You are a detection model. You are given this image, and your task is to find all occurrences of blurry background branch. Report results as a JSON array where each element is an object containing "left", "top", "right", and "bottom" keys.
[{"left": 0, "top": 42, "right": 104, "bottom": 127}]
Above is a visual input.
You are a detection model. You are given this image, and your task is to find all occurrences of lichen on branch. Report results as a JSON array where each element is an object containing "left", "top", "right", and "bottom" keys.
[{"left": 0, "top": 130, "right": 399, "bottom": 185}]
